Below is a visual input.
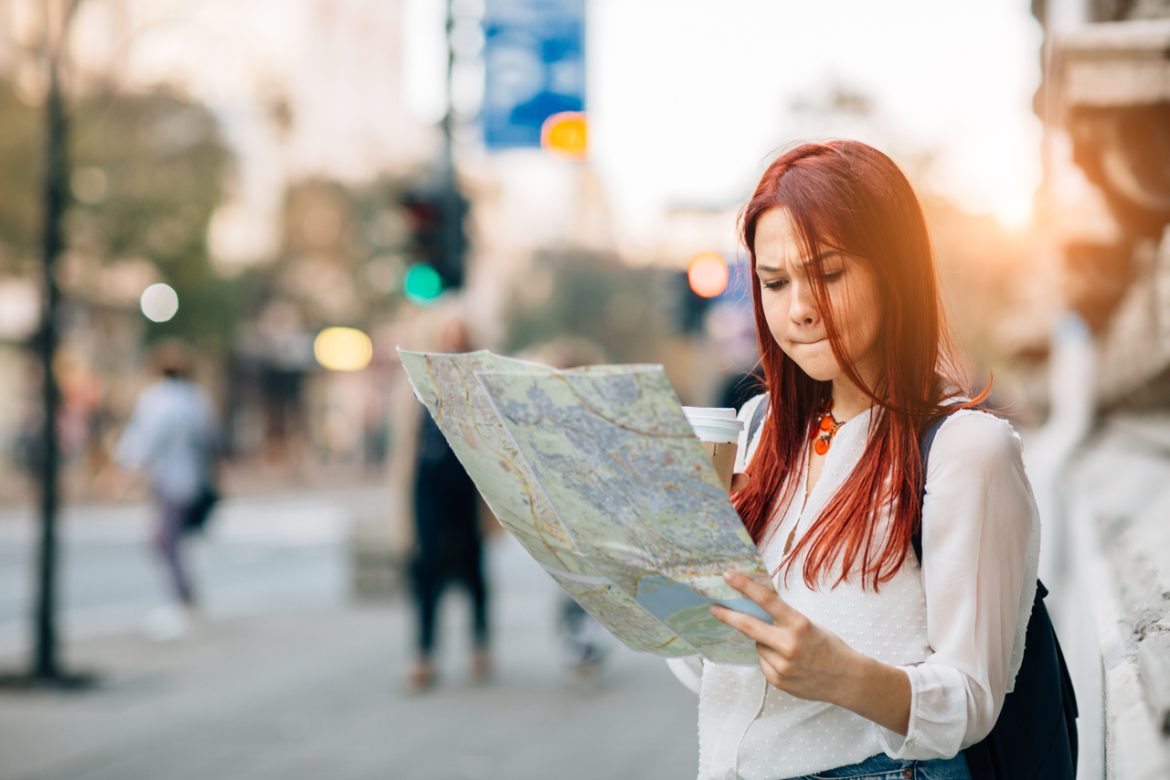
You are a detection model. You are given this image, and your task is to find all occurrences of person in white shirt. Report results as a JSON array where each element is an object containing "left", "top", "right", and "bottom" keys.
[
  {"left": 667, "top": 140, "right": 1038, "bottom": 780},
  {"left": 116, "top": 340, "right": 218, "bottom": 632}
]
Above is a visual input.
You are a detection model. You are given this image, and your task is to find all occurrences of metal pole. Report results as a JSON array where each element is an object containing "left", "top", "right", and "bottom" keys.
[
  {"left": 32, "top": 42, "right": 68, "bottom": 683},
  {"left": 441, "top": 0, "right": 459, "bottom": 280}
]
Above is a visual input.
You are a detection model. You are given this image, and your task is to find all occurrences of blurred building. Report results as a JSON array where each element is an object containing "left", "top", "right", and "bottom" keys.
[{"left": 1033, "top": 2, "right": 1170, "bottom": 776}]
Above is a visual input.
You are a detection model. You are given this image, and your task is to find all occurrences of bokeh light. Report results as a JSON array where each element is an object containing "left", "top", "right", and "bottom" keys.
[
  {"left": 403, "top": 263, "right": 444, "bottom": 304},
  {"left": 687, "top": 252, "right": 729, "bottom": 299},
  {"left": 139, "top": 283, "right": 179, "bottom": 322},
  {"left": 541, "top": 111, "right": 588, "bottom": 159},
  {"left": 314, "top": 327, "right": 373, "bottom": 372}
]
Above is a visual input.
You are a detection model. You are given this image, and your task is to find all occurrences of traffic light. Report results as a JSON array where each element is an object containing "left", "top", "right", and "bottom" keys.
[
  {"left": 687, "top": 252, "right": 729, "bottom": 298},
  {"left": 675, "top": 252, "right": 730, "bottom": 333},
  {"left": 400, "top": 186, "right": 469, "bottom": 296},
  {"left": 403, "top": 263, "right": 443, "bottom": 303}
]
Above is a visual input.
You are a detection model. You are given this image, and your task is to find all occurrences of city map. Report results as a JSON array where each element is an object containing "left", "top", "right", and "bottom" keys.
[{"left": 398, "top": 349, "right": 771, "bottom": 664}]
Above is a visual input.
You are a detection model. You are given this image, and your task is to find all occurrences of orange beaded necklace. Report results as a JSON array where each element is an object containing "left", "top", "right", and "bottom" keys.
[{"left": 812, "top": 404, "right": 844, "bottom": 455}]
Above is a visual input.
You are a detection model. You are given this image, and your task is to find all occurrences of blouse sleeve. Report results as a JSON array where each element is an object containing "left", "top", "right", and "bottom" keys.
[
  {"left": 873, "top": 411, "right": 1040, "bottom": 759},
  {"left": 666, "top": 655, "right": 704, "bottom": 695}
]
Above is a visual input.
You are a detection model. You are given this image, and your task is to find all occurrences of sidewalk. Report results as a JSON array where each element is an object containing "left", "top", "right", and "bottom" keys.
[
  {"left": 0, "top": 457, "right": 392, "bottom": 510},
  {"left": 0, "top": 536, "right": 700, "bottom": 780}
]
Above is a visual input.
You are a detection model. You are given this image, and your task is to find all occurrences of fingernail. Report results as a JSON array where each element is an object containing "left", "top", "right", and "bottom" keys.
[{"left": 722, "top": 571, "right": 734, "bottom": 582}]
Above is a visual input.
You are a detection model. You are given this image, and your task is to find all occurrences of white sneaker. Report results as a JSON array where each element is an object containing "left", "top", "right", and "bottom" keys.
[{"left": 142, "top": 605, "right": 188, "bottom": 641}]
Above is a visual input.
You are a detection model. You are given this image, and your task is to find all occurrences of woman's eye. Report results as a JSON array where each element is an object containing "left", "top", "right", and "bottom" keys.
[
  {"left": 823, "top": 271, "right": 844, "bottom": 283},
  {"left": 762, "top": 279, "right": 788, "bottom": 291}
]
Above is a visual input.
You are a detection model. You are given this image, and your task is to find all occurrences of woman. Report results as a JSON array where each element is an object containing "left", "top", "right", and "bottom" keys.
[
  {"left": 404, "top": 312, "right": 492, "bottom": 691},
  {"left": 668, "top": 140, "right": 1039, "bottom": 779}
]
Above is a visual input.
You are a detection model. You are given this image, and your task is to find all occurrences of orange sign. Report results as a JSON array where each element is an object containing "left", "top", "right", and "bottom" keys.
[{"left": 541, "top": 112, "right": 588, "bottom": 159}]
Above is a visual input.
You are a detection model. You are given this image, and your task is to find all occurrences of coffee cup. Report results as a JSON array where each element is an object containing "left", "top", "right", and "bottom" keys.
[{"left": 682, "top": 407, "right": 742, "bottom": 492}]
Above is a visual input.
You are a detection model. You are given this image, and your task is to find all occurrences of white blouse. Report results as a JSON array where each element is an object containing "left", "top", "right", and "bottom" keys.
[{"left": 667, "top": 394, "right": 1040, "bottom": 780}]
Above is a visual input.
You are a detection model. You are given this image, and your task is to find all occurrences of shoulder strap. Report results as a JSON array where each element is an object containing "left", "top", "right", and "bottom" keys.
[
  {"left": 747, "top": 392, "right": 770, "bottom": 451},
  {"left": 912, "top": 414, "right": 951, "bottom": 563}
]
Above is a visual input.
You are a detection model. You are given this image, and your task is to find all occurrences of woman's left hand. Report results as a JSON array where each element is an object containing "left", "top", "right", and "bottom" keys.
[{"left": 711, "top": 571, "right": 865, "bottom": 705}]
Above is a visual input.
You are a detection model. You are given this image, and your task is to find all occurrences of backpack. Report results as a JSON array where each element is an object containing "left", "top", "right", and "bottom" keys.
[
  {"left": 917, "top": 413, "right": 1078, "bottom": 780},
  {"left": 745, "top": 397, "right": 1079, "bottom": 778}
]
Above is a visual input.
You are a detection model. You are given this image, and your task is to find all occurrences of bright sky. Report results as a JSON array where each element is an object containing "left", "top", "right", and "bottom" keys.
[
  {"left": 407, "top": 0, "right": 1044, "bottom": 235},
  {"left": 77, "top": 0, "right": 1045, "bottom": 255},
  {"left": 587, "top": 0, "right": 1045, "bottom": 231}
]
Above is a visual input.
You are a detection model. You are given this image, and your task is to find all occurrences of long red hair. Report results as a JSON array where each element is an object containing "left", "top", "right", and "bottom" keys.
[{"left": 731, "top": 140, "right": 987, "bottom": 591}]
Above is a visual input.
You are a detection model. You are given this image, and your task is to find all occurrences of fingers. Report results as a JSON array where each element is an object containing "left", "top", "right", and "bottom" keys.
[
  {"left": 730, "top": 471, "right": 751, "bottom": 493},
  {"left": 721, "top": 570, "right": 803, "bottom": 626},
  {"left": 709, "top": 603, "right": 773, "bottom": 644}
]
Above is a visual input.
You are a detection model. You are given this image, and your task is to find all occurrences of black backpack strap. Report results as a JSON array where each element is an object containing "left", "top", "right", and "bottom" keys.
[{"left": 912, "top": 414, "right": 950, "bottom": 563}]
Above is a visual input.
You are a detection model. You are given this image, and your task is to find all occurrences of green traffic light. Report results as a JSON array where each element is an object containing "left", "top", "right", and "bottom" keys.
[{"left": 404, "top": 263, "right": 444, "bottom": 304}]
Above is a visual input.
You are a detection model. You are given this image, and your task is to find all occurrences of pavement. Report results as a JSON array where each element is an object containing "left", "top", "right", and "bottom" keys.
[{"left": 0, "top": 488, "right": 700, "bottom": 780}]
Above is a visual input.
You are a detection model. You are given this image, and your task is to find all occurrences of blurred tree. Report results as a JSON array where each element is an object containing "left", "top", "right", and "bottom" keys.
[
  {"left": 0, "top": 80, "right": 42, "bottom": 273},
  {"left": 0, "top": 76, "right": 239, "bottom": 351},
  {"left": 241, "top": 174, "right": 412, "bottom": 331},
  {"left": 70, "top": 84, "right": 237, "bottom": 350},
  {"left": 504, "top": 250, "right": 671, "bottom": 364}
]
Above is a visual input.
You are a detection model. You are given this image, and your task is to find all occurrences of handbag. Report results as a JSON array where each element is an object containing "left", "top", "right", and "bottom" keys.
[{"left": 182, "top": 484, "right": 220, "bottom": 533}]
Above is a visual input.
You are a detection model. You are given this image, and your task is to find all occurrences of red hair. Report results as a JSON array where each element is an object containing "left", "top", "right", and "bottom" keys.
[{"left": 731, "top": 140, "right": 988, "bottom": 591}]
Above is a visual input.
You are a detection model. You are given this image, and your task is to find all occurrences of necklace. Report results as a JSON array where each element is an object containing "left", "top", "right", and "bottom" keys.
[
  {"left": 774, "top": 404, "right": 845, "bottom": 563},
  {"left": 812, "top": 403, "right": 844, "bottom": 456}
]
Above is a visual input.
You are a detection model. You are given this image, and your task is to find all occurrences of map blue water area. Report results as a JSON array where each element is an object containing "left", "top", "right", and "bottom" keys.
[{"left": 634, "top": 575, "right": 772, "bottom": 625}]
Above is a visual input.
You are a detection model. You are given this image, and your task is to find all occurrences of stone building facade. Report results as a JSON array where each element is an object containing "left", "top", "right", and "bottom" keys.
[{"left": 1033, "top": 2, "right": 1170, "bottom": 777}]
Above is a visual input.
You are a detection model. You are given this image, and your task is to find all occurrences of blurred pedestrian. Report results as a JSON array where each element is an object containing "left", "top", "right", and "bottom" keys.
[
  {"left": 115, "top": 339, "right": 219, "bottom": 639},
  {"left": 404, "top": 314, "right": 491, "bottom": 692}
]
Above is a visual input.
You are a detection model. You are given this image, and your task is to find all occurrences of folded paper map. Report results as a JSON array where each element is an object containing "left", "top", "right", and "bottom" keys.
[{"left": 398, "top": 349, "right": 771, "bottom": 664}]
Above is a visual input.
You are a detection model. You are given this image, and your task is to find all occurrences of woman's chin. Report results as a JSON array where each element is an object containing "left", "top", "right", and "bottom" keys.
[{"left": 790, "top": 359, "right": 840, "bottom": 383}]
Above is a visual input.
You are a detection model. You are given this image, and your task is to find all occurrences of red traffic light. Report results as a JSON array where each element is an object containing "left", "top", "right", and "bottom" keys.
[{"left": 687, "top": 252, "right": 729, "bottom": 298}]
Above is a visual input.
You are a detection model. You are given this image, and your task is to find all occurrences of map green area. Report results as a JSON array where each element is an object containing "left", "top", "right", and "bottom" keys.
[{"left": 398, "top": 349, "right": 771, "bottom": 664}]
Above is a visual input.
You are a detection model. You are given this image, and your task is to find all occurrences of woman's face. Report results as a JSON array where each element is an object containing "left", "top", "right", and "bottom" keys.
[{"left": 753, "top": 207, "right": 883, "bottom": 385}]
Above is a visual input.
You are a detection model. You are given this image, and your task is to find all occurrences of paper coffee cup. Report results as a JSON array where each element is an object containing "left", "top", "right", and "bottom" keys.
[{"left": 682, "top": 407, "right": 743, "bottom": 492}]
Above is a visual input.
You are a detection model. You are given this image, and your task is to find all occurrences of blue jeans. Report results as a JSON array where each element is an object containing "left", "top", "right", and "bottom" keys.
[{"left": 791, "top": 751, "right": 971, "bottom": 780}]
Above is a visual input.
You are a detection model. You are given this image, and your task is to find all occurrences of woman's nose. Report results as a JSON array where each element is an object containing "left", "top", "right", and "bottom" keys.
[{"left": 788, "top": 282, "right": 818, "bottom": 325}]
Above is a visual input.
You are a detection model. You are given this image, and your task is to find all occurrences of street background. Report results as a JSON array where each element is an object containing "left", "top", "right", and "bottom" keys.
[
  {"left": 0, "top": 483, "right": 698, "bottom": 780},
  {"left": 2, "top": 0, "right": 1169, "bottom": 778}
]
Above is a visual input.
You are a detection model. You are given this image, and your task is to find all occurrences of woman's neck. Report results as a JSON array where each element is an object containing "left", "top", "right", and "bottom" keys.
[{"left": 829, "top": 377, "right": 874, "bottom": 421}]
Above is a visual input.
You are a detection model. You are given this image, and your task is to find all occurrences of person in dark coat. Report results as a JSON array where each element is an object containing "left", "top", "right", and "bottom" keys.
[{"left": 404, "top": 317, "right": 490, "bottom": 692}]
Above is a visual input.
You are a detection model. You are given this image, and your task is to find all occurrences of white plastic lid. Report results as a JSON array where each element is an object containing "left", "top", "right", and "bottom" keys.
[{"left": 682, "top": 407, "right": 743, "bottom": 443}]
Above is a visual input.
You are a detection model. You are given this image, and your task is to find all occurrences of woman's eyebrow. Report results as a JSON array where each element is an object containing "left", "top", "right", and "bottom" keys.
[{"left": 756, "top": 251, "right": 841, "bottom": 273}]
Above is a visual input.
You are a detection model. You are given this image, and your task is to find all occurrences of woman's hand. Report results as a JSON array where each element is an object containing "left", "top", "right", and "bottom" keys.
[
  {"left": 710, "top": 571, "right": 861, "bottom": 702},
  {"left": 711, "top": 571, "right": 911, "bottom": 733}
]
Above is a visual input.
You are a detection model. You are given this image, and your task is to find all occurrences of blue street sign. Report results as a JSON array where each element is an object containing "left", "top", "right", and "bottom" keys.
[{"left": 483, "top": 0, "right": 585, "bottom": 150}]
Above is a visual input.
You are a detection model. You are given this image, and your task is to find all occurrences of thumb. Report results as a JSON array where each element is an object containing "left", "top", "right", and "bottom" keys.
[{"left": 730, "top": 471, "right": 751, "bottom": 494}]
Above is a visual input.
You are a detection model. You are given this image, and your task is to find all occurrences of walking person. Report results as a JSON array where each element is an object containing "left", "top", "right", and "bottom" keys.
[
  {"left": 404, "top": 314, "right": 491, "bottom": 692},
  {"left": 116, "top": 340, "right": 218, "bottom": 639},
  {"left": 668, "top": 140, "right": 1074, "bottom": 779}
]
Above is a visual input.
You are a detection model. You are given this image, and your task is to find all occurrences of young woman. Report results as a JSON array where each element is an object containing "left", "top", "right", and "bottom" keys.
[{"left": 668, "top": 140, "right": 1039, "bottom": 779}]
